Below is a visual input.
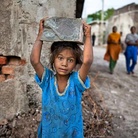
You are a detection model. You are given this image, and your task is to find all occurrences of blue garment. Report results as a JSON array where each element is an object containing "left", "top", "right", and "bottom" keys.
[
  {"left": 35, "top": 68, "right": 90, "bottom": 138},
  {"left": 124, "top": 46, "right": 137, "bottom": 73}
]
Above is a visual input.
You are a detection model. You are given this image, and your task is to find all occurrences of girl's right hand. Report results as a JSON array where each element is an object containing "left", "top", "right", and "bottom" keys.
[
  {"left": 36, "top": 18, "right": 47, "bottom": 41},
  {"left": 82, "top": 21, "right": 91, "bottom": 37},
  {"left": 38, "top": 19, "right": 45, "bottom": 36}
]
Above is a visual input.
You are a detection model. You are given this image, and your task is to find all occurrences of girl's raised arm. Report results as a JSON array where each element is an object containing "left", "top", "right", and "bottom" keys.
[
  {"left": 30, "top": 19, "right": 45, "bottom": 79},
  {"left": 79, "top": 21, "right": 93, "bottom": 82}
]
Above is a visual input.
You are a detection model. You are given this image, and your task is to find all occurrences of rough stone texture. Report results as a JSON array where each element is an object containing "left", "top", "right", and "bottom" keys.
[
  {"left": 0, "top": 0, "right": 76, "bottom": 120},
  {"left": 41, "top": 17, "right": 83, "bottom": 44},
  {"left": 0, "top": 70, "right": 28, "bottom": 120},
  {"left": 0, "top": 1, "right": 12, "bottom": 56}
]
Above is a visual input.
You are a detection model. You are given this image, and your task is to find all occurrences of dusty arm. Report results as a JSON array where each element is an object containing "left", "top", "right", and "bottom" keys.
[
  {"left": 30, "top": 19, "right": 45, "bottom": 79},
  {"left": 79, "top": 21, "right": 93, "bottom": 82}
]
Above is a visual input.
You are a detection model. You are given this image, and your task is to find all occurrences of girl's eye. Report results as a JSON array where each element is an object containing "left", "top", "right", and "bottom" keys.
[
  {"left": 68, "top": 59, "right": 74, "bottom": 63},
  {"left": 58, "top": 56, "right": 63, "bottom": 61}
]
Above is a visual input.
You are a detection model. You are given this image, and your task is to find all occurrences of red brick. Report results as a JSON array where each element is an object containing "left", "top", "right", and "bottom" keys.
[
  {"left": 7, "top": 74, "right": 14, "bottom": 80},
  {"left": 1, "top": 66, "right": 15, "bottom": 75},
  {"left": 8, "top": 57, "right": 21, "bottom": 65},
  {"left": 19, "top": 59, "right": 26, "bottom": 65},
  {"left": 0, "top": 56, "right": 7, "bottom": 65},
  {"left": 0, "top": 74, "right": 6, "bottom": 82},
  {"left": 8, "top": 57, "right": 26, "bottom": 66}
]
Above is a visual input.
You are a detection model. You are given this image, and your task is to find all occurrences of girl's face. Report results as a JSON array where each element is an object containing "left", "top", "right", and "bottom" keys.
[{"left": 54, "top": 48, "right": 76, "bottom": 76}]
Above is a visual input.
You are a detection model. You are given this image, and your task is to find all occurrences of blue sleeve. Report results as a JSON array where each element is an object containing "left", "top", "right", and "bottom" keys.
[
  {"left": 72, "top": 71, "right": 90, "bottom": 93},
  {"left": 34, "top": 67, "right": 52, "bottom": 89}
]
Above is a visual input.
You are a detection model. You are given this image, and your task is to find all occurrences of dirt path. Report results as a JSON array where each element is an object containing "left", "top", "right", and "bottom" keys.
[{"left": 90, "top": 46, "right": 138, "bottom": 138}]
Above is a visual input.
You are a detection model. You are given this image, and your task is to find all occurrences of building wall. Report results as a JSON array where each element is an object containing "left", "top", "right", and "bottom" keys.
[
  {"left": 91, "top": 23, "right": 100, "bottom": 46},
  {"left": 106, "top": 3, "right": 138, "bottom": 43},
  {"left": 0, "top": 0, "right": 76, "bottom": 120},
  {"left": 89, "top": 21, "right": 107, "bottom": 46},
  {"left": 114, "top": 3, "right": 137, "bottom": 15}
]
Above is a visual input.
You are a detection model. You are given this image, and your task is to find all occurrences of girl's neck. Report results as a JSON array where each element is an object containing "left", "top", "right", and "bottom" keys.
[
  {"left": 56, "top": 74, "right": 69, "bottom": 82},
  {"left": 55, "top": 74, "right": 70, "bottom": 94}
]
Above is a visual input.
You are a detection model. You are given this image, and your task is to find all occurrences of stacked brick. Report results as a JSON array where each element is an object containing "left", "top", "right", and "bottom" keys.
[{"left": 0, "top": 56, "right": 26, "bottom": 82}]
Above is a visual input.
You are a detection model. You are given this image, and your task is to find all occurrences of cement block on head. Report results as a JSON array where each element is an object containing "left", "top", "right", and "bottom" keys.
[{"left": 41, "top": 17, "right": 84, "bottom": 44}]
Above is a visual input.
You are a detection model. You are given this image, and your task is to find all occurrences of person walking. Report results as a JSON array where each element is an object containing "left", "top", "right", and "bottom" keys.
[
  {"left": 104, "top": 26, "right": 121, "bottom": 74},
  {"left": 92, "top": 32, "right": 96, "bottom": 46},
  {"left": 124, "top": 26, "right": 138, "bottom": 74}
]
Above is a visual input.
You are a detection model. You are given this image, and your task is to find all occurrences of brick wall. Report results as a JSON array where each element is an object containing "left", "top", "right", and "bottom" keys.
[{"left": 0, "top": 56, "right": 26, "bottom": 82}]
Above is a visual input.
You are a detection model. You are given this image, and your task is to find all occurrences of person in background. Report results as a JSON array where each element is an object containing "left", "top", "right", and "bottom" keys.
[
  {"left": 124, "top": 26, "right": 138, "bottom": 74},
  {"left": 92, "top": 32, "right": 96, "bottom": 46},
  {"left": 30, "top": 18, "right": 93, "bottom": 138},
  {"left": 104, "top": 26, "right": 121, "bottom": 74}
]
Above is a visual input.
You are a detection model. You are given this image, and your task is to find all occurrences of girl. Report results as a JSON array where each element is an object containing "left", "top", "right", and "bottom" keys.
[{"left": 30, "top": 18, "right": 93, "bottom": 138}]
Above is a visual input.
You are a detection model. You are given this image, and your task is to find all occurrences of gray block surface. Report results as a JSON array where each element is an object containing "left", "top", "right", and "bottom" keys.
[{"left": 41, "top": 17, "right": 84, "bottom": 44}]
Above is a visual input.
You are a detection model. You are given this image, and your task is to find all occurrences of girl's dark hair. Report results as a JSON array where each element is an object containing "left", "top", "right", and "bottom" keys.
[{"left": 50, "top": 41, "right": 83, "bottom": 70}]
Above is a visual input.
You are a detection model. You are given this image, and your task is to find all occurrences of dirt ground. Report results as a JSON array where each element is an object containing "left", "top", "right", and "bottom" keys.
[{"left": 90, "top": 46, "right": 138, "bottom": 138}]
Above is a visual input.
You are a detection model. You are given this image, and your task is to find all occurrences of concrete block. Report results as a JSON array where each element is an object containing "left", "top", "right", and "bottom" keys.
[{"left": 41, "top": 17, "right": 84, "bottom": 44}]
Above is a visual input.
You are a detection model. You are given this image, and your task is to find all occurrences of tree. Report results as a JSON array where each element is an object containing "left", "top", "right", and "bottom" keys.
[
  {"left": 104, "top": 8, "right": 114, "bottom": 20},
  {"left": 88, "top": 8, "right": 114, "bottom": 21}
]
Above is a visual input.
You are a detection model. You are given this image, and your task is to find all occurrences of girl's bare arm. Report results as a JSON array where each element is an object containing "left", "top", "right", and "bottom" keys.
[
  {"left": 30, "top": 19, "right": 45, "bottom": 79},
  {"left": 79, "top": 21, "right": 93, "bottom": 82}
]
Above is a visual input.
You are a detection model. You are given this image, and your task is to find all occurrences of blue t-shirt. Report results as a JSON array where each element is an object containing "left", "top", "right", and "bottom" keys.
[{"left": 35, "top": 68, "right": 90, "bottom": 138}]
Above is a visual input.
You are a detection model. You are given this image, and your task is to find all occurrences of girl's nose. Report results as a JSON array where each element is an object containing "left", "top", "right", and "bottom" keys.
[{"left": 62, "top": 59, "right": 67, "bottom": 66}]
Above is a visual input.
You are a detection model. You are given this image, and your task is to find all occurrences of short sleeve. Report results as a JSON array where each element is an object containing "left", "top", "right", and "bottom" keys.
[
  {"left": 125, "top": 34, "right": 130, "bottom": 43},
  {"left": 72, "top": 71, "right": 90, "bottom": 93},
  {"left": 34, "top": 67, "right": 52, "bottom": 89},
  {"left": 135, "top": 34, "right": 138, "bottom": 41}
]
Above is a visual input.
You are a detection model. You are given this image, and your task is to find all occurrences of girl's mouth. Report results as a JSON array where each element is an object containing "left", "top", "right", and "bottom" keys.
[{"left": 59, "top": 68, "right": 68, "bottom": 72}]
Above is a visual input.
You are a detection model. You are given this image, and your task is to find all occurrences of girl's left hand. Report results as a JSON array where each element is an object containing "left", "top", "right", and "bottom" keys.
[{"left": 82, "top": 21, "right": 91, "bottom": 37}]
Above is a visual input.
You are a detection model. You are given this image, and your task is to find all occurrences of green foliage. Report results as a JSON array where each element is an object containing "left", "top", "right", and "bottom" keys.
[
  {"left": 88, "top": 10, "right": 101, "bottom": 21},
  {"left": 88, "top": 8, "right": 114, "bottom": 21},
  {"left": 88, "top": 11, "right": 99, "bottom": 21},
  {"left": 104, "top": 8, "right": 114, "bottom": 20}
]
